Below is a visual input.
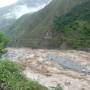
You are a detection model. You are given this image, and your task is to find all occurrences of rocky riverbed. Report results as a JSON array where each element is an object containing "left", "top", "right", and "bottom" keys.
[{"left": 2, "top": 48, "right": 90, "bottom": 90}]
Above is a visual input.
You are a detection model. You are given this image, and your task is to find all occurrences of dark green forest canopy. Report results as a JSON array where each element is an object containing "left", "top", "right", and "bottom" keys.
[
  {"left": 53, "top": 1, "right": 90, "bottom": 49},
  {"left": 0, "top": 32, "right": 9, "bottom": 54}
]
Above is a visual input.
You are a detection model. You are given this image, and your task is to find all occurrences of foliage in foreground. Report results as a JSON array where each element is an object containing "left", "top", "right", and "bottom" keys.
[
  {"left": 0, "top": 60, "right": 49, "bottom": 90},
  {"left": 0, "top": 60, "right": 63, "bottom": 90},
  {"left": 0, "top": 32, "right": 9, "bottom": 54}
]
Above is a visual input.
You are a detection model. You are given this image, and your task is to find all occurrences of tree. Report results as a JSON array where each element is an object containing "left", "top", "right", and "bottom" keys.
[{"left": 0, "top": 32, "right": 9, "bottom": 54}]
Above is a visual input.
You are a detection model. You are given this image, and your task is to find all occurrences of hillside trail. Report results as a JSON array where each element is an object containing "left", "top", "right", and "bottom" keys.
[{"left": 2, "top": 47, "right": 90, "bottom": 90}]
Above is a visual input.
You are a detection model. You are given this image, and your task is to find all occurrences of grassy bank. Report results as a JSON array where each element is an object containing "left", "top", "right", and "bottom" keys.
[{"left": 0, "top": 60, "right": 63, "bottom": 90}]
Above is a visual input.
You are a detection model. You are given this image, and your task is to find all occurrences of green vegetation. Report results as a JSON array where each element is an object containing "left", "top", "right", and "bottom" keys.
[
  {"left": 0, "top": 60, "right": 49, "bottom": 90},
  {"left": 0, "top": 60, "right": 63, "bottom": 90},
  {"left": 5, "top": 0, "right": 89, "bottom": 49},
  {"left": 7, "top": 0, "right": 85, "bottom": 48},
  {"left": 52, "top": 1, "right": 90, "bottom": 49},
  {"left": 0, "top": 32, "right": 9, "bottom": 54}
]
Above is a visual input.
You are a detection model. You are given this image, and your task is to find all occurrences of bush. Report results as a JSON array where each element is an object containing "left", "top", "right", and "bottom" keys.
[
  {"left": 0, "top": 32, "right": 9, "bottom": 54},
  {"left": 0, "top": 60, "right": 49, "bottom": 90}
]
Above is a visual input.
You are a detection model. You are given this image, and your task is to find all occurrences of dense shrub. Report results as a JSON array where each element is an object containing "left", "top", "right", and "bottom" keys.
[
  {"left": 0, "top": 32, "right": 9, "bottom": 54},
  {"left": 0, "top": 60, "right": 49, "bottom": 90}
]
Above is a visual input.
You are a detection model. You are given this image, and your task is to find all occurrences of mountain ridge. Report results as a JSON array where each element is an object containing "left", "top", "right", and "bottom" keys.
[
  {"left": 0, "top": 0, "right": 51, "bottom": 29},
  {"left": 7, "top": 0, "right": 90, "bottom": 49}
]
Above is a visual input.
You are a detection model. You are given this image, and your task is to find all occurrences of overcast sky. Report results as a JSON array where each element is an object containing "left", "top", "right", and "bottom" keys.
[
  {"left": 0, "top": 0, "right": 52, "bottom": 8},
  {"left": 0, "top": 0, "right": 18, "bottom": 8},
  {"left": 0, "top": 0, "right": 52, "bottom": 18}
]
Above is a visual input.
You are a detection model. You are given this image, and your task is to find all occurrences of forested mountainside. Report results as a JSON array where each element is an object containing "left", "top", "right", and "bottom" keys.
[
  {"left": 51, "top": 1, "right": 90, "bottom": 49},
  {"left": 7, "top": 0, "right": 90, "bottom": 49}
]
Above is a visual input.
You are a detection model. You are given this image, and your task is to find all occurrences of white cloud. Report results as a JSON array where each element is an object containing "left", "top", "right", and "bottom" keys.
[
  {"left": 15, "top": 0, "right": 52, "bottom": 18},
  {"left": 4, "top": 4, "right": 47, "bottom": 19},
  {"left": 0, "top": 0, "right": 18, "bottom": 8},
  {"left": 3, "top": 0, "right": 52, "bottom": 19}
]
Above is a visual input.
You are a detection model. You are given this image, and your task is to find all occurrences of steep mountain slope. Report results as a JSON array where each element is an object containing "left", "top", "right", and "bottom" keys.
[
  {"left": 51, "top": 1, "right": 90, "bottom": 49},
  {"left": 8, "top": 0, "right": 89, "bottom": 48},
  {"left": 0, "top": 0, "right": 51, "bottom": 29}
]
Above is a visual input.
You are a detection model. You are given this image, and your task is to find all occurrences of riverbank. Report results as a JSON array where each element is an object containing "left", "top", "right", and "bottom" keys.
[{"left": 2, "top": 48, "right": 90, "bottom": 90}]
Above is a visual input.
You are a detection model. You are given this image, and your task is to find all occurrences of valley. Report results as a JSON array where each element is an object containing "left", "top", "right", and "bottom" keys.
[
  {"left": 2, "top": 48, "right": 90, "bottom": 90},
  {"left": 6, "top": 0, "right": 90, "bottom": 49},
  {"left": 0, "top": 0, "right": 90, "bottom": 90}
]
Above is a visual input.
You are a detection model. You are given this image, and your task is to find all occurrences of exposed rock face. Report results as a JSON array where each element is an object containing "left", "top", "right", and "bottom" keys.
[{"left": 2, "top": 48, "right": 90, "bottom": 90}]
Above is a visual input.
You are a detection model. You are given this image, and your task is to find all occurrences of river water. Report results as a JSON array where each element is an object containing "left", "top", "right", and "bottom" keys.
[
  {"left": 47, "top": 54, "right": 90, "bottom": 75},
  {"left": 2, "top": 48, "right": 90, "bottom": 75}
]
